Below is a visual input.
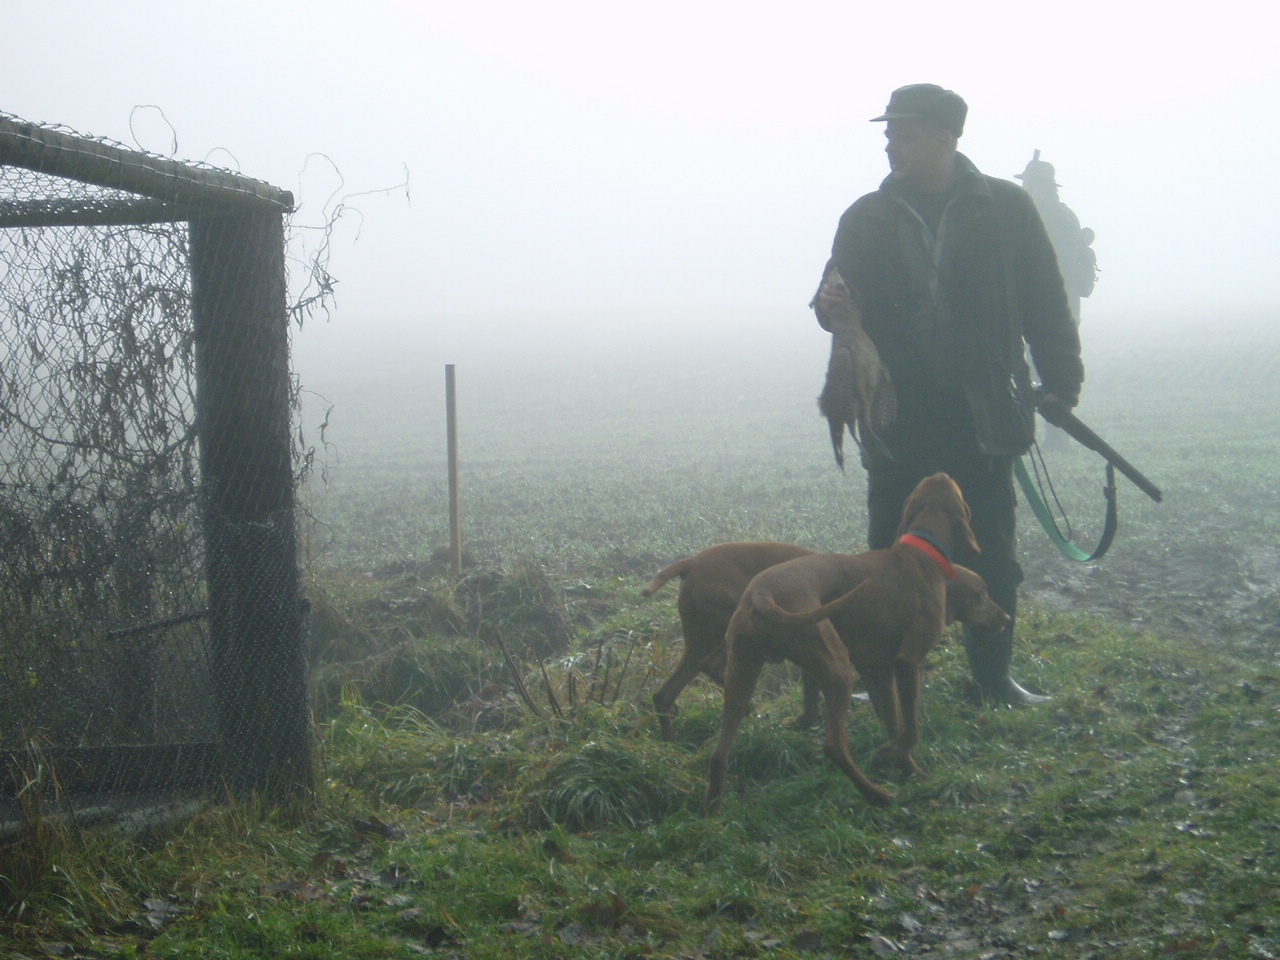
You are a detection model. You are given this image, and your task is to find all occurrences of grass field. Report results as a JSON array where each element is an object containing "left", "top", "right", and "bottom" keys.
[
  {"left": 297, "top": 309, "right": 1280, "bottom": 635},
  {"left": 4, "top": 310, "right": 1280, "bottom": 958}
]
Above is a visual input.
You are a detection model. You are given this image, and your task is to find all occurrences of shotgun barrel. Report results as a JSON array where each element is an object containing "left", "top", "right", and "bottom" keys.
[{"left": 1038, "top": 401, "right": 1164, "bottom": 503}]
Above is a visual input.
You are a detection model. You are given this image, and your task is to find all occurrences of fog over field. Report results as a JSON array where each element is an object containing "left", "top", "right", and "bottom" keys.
[
  {"left": 7, "top": 0, "right": 1278, "bottom": 331},
  {"left": 8, "top": 0, "right": 1278, "bottom": 645},
  {"left": 290, "top": 304, "right": 1280, "bottom": 659},
  {"left": 291, "top": 306, "right": 1277, "bottom": 469}
]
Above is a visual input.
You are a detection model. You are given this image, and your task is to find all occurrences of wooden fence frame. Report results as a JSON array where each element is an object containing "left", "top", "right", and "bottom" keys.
[{"left": 0, "top": 115, "right": 312, "bottom": 804}]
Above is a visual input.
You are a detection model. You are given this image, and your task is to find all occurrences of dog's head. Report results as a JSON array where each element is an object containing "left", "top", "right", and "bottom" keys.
[
  {"left": 945, "top": 565, "right": 1011, "bottom": 631},
  {"left": 896, "top": 472, "right": 981, "bottom": 557}
]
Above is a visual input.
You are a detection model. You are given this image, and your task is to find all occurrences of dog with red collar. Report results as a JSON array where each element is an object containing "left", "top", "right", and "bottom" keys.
[{"left": 706, "top": 473, "right": 1009, "bottom": 809}]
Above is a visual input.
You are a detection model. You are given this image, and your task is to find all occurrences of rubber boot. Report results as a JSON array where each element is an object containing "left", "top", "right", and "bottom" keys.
[{"left": 961, "top": 605, "right": 1050, "bottom": 706}]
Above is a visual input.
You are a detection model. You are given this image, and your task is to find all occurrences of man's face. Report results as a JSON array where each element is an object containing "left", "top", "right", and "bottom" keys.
[
  {"left": 884, "top": 118, "right": 954, "bottom": 187},
  {"left": 1024, "top": 175, "right": 1057, "bottom": 200}
]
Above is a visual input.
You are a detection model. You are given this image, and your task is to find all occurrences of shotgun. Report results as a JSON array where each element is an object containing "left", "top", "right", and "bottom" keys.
[{"left": 1038, "top": 400, "right": 1163, "bottom": 503}]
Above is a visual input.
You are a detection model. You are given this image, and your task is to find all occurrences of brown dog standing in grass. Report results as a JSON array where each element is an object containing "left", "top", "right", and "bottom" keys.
[
  {"left": 644, "top": 541, "right": 1008, "bottom": 743},
  {"left": 706, "top": 473, "right": 1002, "bottom": 809},
  {"left": 643, "top": 541, "right": 815, "bottom": 740}
]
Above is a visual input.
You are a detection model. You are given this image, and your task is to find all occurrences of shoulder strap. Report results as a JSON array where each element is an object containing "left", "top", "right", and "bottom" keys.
[{"left": 1015, "top": 456, "right": 1117, "bottom": 562}]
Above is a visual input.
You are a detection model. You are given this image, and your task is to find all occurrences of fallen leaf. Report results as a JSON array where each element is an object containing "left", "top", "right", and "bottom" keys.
[
  {"left": 264, "top": 879, "right": 326, "bottom": 900},
  {"left": 353, "top": 815, "right": 407, "bottom": 839},
  {"left": 867, "top": 933, "right": 902, "bottom": 955},
  {"left": 378, "top": 863, "right": 414, "bottom": 887},
  {"left": 499, "top": 921, "right": 538, "bottom": 935},
  {"left": 792, "top": 928, "right": 823, "bottom": 952},
  {"left": 1048, "top": 927, "right": 1089, "bottom": 943},
  {"left": 143, "top": 897, "right": 184, "bottom": 929},
  {"left": 294, "top": 921, "right": 325, "bottom": 943},
  {"left": 1175, "top": 821, "right": 1217, "bottom": 838},
  {"left": 579, "top": 891, "right": 626, "bottom": 926},
  {"left": 894, "top": 913, "right": 923, "bottom": 934}
]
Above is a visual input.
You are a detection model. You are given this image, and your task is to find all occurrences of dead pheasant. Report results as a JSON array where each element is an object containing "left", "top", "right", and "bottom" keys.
[{"left": 815, "top": 269, "right": 896, "bottom": 469}]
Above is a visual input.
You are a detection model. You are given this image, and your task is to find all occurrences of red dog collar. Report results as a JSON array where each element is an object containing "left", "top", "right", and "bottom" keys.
[{"left": 898, "top": 533, "right": 956, "bottom": 580}]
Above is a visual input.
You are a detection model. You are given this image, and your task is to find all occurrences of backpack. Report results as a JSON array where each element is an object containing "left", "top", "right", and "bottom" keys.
[{"left": 1076, "top": 236, "right": 1097, "bottom": 298}]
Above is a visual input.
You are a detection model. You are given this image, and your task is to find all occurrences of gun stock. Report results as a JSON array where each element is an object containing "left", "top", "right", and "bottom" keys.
[{"left": 1038, "top": 402, "right": 1164, "bottom": 503}]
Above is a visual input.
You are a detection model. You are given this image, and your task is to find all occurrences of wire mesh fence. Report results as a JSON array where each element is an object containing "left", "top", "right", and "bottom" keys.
[{"left": 1, "top": 113, "right": 311, "bottom": 810}]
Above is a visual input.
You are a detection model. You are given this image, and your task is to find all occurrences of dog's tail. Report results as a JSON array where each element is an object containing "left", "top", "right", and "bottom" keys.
[
  {"left": 642, "top": 557, "right": 693, "bottom": 597},
  {"left": 752, "top": 578, "right": 879, "bottom": 628}
]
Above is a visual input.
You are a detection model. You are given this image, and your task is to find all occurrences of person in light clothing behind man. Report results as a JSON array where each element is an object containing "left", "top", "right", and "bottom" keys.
[{"left": 1016, "top": 151, "right": 1097, "bottom": 323}]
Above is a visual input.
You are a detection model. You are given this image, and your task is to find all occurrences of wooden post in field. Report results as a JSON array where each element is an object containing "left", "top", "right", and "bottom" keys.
[{"left": 446, "top": 364, "right": 462, "bottom": 577}]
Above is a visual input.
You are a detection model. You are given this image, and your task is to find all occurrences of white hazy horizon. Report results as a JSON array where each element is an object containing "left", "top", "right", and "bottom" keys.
[{"left": 7, "top": 0, "right": 1278, "bottom": 354}]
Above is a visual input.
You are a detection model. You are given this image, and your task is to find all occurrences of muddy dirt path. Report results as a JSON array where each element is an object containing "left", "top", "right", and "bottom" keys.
[{"left": 1021, "top": 506, "right": 1280, "bottom": 664}]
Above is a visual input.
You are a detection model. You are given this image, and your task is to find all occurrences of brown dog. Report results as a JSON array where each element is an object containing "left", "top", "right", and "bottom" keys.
[
  {"left": 644, "top": 541, "right": 1006, "bottom": 742},
  {"left": 789, "top": 561, "right": 1010, "bottom": 729},
  {"left": 643, "top": 541, "right": 815, "bottom": 740},
  {"left": 706, "top": 473, "right": 1001, "bottom": 809}
]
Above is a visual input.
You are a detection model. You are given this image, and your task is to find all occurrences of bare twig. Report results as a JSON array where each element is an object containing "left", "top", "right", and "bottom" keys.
[
  {"left": 493, "top": 628, "right": 544, "bottom": 719},
  {"left": 539, "top": 660, "right": 564, "bottom": 720},
  {"left": 610, "top": 634, "right": 637, "bottom": 705}
]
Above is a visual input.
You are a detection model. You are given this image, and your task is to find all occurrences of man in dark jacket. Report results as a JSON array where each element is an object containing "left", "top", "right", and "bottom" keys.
[{"left": 814, "top": 84, "right": 1084, "bottom": 705}]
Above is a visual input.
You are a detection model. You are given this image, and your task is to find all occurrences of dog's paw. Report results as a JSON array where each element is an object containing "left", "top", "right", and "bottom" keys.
[
  {"left": 871, "top": 744, "right": 923, "bottom": 779},
  {"left": 790, "top": 710, "right": 822, "bottom": 730},
  {"left": 860, "top": 783, "right": 895, "bottom": 806}
]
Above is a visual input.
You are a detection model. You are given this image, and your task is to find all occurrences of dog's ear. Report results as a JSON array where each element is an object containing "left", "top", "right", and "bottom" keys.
[
  {"left": 955, "top": 498, "right": 981, "bottom": 556},
  {"left": 937, "top": 474, "right": 981, "bottom": 556},
  {"left": 895, "top": 485, "right": 925, "bottom": 539},
  {"left": 945, "top": 566, "right": 975, "bottom": 623}
]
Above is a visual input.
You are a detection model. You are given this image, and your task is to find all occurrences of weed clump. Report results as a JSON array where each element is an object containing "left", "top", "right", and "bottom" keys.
[
  {"left": 307, "top": 560, "right": 581, "bottom": 725},
  {"left": 517, "top": 736, "right": 698, "bottom": 830}
]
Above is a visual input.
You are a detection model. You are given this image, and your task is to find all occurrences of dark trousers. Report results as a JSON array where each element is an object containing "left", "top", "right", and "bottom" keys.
[{"left": 865, "top": 455, "right": 1022, "bottom": 621}]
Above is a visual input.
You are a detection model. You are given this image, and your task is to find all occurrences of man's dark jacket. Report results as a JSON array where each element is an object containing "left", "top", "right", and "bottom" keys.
[{"left": 820, "top": 153, "right": 1084, "bottom": 465}]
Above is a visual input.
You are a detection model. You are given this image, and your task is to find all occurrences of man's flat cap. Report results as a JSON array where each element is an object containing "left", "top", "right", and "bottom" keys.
[{"left": 871, "top": 84, "right": 967, "bottom": 136}]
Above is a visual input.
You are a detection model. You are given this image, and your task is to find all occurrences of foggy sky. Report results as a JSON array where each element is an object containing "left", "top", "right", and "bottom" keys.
[{"left": 6, "top": 0, "right": 1278, "bottom": 362}]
